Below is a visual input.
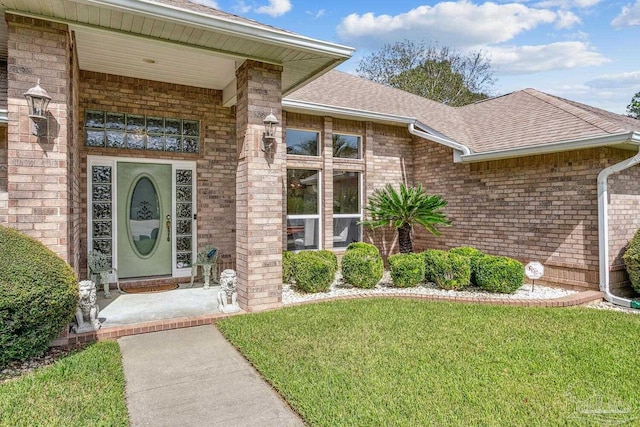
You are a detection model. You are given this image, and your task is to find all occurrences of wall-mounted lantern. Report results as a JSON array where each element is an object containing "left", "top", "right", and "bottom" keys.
[
  {"left": 261, "top": 110, "right": 278, "bottom": 153},
  {"left": 23, "top": 79, "right": 51, "bottom": 136}
]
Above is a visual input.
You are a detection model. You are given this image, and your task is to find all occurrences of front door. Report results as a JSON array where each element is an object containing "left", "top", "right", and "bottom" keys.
[{"left": 117, "top": 162, "right": 172, "bottom": 278}]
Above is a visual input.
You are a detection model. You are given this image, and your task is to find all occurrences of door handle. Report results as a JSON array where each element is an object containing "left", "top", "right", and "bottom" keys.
[{"left": 166, "top": 214, "right": 171, "bottom": 242}]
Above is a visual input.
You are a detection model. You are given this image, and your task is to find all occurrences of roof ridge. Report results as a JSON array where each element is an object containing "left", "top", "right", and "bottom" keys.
[{"left": 522, "top": 88, "right": 626, "bottom": 134}]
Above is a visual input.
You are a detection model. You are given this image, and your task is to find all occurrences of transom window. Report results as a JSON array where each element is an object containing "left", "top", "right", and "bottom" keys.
[
  {"left": 84, "top": 110, "right": 200, "bottom": 153},
  {"left": 286, "top": 169, "right": 320, "bottom": 251},
  {"left": 333, "top": 171, "right": 361, "bottom": 248},
  {"left": 333, "top": 134, "right": 361, "bottom": 159},
  {"left": 286, "top": 129, "right": 320, "bottom": 156}
]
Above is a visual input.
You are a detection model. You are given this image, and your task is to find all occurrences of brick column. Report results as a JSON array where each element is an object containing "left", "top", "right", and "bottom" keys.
[
  {"left": 322, "top": 117, "right": 334, "bottom": 249},
  {"left": 235, "top": 60, "right": 284, "bottom": 311},
  {"left": 5, "top": 15, "right": 73, "bottom": 263}
]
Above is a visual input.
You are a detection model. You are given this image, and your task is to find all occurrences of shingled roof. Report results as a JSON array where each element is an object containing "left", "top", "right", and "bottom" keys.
[{"left": 285, "top": 70, "right": 640, "bottom": 155}]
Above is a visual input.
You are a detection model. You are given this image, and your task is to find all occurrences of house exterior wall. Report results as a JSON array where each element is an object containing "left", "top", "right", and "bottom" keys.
[
  {"left": 607, "top": 160, "right": 640, "bottom": 296},
  {"left": 413, "top": 141, "right": 637, "bottom": 292},
  {"left": 4, "top": 15, "right": 75, "bottom": 267},
  {"left": 281, "top": 113, "right": 416, "bottom": 257},
  {"left": 78, "top": 71, "right": 237, "bottom": 280}
]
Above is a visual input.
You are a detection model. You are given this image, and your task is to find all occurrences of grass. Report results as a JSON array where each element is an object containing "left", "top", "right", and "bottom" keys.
[
  {"left": 217, "top": 299, "right": 640, "bottom": 426},
  {"left": 0, "top": 341, "right": 129, "bottom": 427}
]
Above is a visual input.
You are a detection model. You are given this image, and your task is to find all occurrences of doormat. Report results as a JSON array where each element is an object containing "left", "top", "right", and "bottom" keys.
[{"left": 122, "top": 284, "right": 179, "bottom": 294}]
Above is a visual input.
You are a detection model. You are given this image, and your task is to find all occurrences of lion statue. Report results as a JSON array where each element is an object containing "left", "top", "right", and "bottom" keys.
[
  {"left": 217, "top": 269, "right": 239, "bottom": 313},
  {"left": 72, "top": 280, "right": 101, "bottom": 332}
]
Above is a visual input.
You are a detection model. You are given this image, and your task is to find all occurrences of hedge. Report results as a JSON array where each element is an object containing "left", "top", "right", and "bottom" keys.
[
  {"left": 388, "top": 253, "right": 424, "bottom": 288},
  {"left": 449, "top": 246, "right": 485, "bottom": 286},
  {"left": 0, "top": 226, "right": 78, "bottom": 368},
  {"left": 292, "top": 251, "right": 336, "bottom": 293},
  {"left": 475, "top": 255, "right": 524, "bottom": 293},
  {"left": 283, "top": 251, "right": 295, "bottom": 284},
  {"left": 346, "top": 242, "right": 380, "bottom": 256},
  {"left": 342, "top": 248, "right": 384, "bottom": 289},
  {"left": 623, "top": 228, "right": 640, "bottom": 294},
  {"left": 423, "top": 249, "right": 471, "bottom": 291}
]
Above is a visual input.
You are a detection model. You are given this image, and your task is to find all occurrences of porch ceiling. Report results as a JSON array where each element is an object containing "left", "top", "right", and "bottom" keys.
[{"left": 1, "top": 0, "right": 353, "bottom": 101}]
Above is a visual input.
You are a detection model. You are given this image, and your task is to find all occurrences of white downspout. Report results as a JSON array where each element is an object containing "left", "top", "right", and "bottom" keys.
[
  {"left": 408, "top": 123, "right": 471, "bottom": 159},
  {"left": 598, "top": 145, "right": 640, "bottom": 309}
]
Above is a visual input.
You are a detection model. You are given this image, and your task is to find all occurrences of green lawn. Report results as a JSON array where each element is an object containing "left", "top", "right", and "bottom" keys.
[
  {"left": 0, "top": 341, "right": 129, "bottom": 427},
  {"left": 217, "top": 299, "right": 640, "bottom": 426}
]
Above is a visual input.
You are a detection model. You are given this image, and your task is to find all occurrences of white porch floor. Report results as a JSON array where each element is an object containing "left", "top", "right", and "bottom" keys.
[{"left": 97, "top": 283, "right": 221, "bottom": 328}]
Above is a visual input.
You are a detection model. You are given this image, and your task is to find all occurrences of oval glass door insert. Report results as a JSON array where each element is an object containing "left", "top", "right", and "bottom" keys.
[{"left": 129, "top": 177, "right": 160, "bottom": 256}]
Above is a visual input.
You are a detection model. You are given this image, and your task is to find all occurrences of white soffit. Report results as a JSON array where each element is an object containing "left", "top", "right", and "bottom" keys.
[{"left": 72, "top": 26, "right": 238, "bottom": 90}]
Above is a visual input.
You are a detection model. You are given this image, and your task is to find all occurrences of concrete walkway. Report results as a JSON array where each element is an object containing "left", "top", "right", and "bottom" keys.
[{"left": 119, "top": 325, "right": 304, "bottom": 427}]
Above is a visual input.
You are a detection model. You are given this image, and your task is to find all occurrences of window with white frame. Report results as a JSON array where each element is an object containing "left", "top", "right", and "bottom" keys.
[
  {"left": 333, "top": 170, "right": 361, "bottom": 248},
  {"left": 333, "top": 134, "right": 361, "bottom": 159},
  {"left": 286, "top": 129, "right": 320, "bottom": 156},
  {"left": 286, "top": 169, "right": 320, "bottom": 251}
]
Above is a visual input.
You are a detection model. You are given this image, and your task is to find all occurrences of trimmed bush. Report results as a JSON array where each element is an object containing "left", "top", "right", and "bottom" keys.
[
  {"left": 293, "top": 251, "right": 335, "bottom": 293},
  {"left": 0, "top": 225, "right": 78, "bottom": 368},
  {"left": 475, "top": 255, "right": 525, "bottom": 293},
  {"left": 388, "top": 253, "right": 425, "bottom": 288},
  {"left": 623, "top": 229, "right": 640, "bottom": 294},
  {"left": 342, "top": 248, "right": 384, "bottom": 289},
  {"left": 346, "top": 242, "right": 380, "bottom": 256},
  {"left": 314, "top": 250, "right": 339, "bottom": 275},
  {"left": 423, "top": 249, "right": 471, "bottom": 290},
  {"left": 283, "top": 251, "right": 295, "bottom": 284},
  {"left": 449, "top": 246, "right": 485, "bottom": 285}
]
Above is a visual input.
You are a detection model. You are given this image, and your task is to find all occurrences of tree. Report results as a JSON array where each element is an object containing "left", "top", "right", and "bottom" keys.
[
  {"left": 361, "top": 183, "right": 451, "bottom": 254},
  {"left": 626, "top": 91, "right": 640, "bottom": 119},
  {"left": 357, "top": 40, "right": 495, "bottom": 106}
]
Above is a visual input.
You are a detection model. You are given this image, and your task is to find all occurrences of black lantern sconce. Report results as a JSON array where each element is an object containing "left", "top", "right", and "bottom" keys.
[
  {"left": 261, "top": 110, "right": 278, "bottom": 153},
  {"left": 23, "top": 79, "right": 51, "bottom": 136}
]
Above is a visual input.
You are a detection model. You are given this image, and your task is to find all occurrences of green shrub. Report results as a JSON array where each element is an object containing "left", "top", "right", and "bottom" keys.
[
  {"left": 623, "top": 229, "right": 640, "bottom": 294},
  {"left": 293, "top": 251, "right": 335, "bottom": 293},
  {"left": 388, "top": 253, "right": 425, "bottom": 288},
  {"left": 475, "top": 255, "right": 524, "bottom": 293},
  {"left": 346, "top": 242, "right": 380, "bottom": 256},
  {"left": 0, "top": 225, "right": 78, "bottom": 368},
  {"left": 314, "top": 250, "right": 339, "bottom": 275},
  {"left": 283, "top": 251, "right": 295, "bottom": 283},
  {"left": 449, "top": 246, "right": 485, "bottom": 285},
  {"left": 423, "top": 249, "right": 471, "bottom": 290},
  {"left": 342, "top": 248, "right": 384, "bottom": 289}
]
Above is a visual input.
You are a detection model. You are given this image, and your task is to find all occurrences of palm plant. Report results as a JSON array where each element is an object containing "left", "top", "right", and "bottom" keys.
[{"left": 361, "top": 183, "right": 451, "bottom": 253}]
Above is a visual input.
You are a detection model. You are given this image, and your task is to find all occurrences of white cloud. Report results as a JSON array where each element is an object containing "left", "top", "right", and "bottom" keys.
[
  {"left": 254, "top": 0, "right": 292, "bottom": 17},
  {"left": 306, "top": 9, "right": 326, "bottom": 19},
  {"left": 555, "top": 10, "right": 581, "bottom": 28},
  {"left": 233, "top": 1, "right": 251, "bottom": 14},
  {"left": 188, "top": 0, "right": 219, "bottom": 8},
  {"left": 336, "top": 1, "right": 576, "bottom": 49},
  {"left": 535, "top": 0, "right": 601, "bottom": 8},
  {"left": 585, "top": 71, "right": 640, "bottom": 89},
  {"left": 487, "top": 41, "right": 609, "bottom": 74},
  {"left": 611, "top": 0, "right": 640, "bottom": 28}
]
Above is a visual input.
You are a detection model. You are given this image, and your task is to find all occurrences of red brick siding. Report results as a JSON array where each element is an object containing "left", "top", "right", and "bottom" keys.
[
  {"left": 5, "top": 15, "right": 72, "bottom": 262},
  {"left": 235, "top": 60, "right": 284, "bottom": 310},
  {"left": 78, "top": 71, "right": 237, "bottom": 279}
]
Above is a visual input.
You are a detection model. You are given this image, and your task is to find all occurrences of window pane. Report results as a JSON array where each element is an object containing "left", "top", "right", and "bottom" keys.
[
  {"left": 333, "top": 134, "right": 360, "bottom": 159},
  {"left": 286, "top": 129, "right": 319, "bottom": 156},
  {"left": 333, "top": 171, "right": 359, "bottom": 214},
  {"left": 333, "top": 217, "right": 361, "bottom": 248},
  {"left": 287, "top": 169, "right": 318, "bottom": 215},
  {"left": 287, "top": 218, "right": 319, "bottom": 251}
]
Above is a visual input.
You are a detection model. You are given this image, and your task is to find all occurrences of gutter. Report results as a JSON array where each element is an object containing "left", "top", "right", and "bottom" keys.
[
  {"left": 283, "top": 99, "right": 416, "bottom": 125},
  {"left": 597, "top": 133, "right": 640, "bottom": 309},
  {"left": 408, "top": 122, "right": 471, "bottom": 161}
]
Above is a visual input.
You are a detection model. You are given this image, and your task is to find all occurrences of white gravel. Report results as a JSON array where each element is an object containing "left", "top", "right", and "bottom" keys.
[{"left": 283, "top": 271, "right": 577, "bottom": 305}]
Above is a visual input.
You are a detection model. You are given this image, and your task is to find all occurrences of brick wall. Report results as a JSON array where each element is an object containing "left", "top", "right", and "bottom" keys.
[
  {"left": 607, "top": 155, "right": 640, "bottom": 296},
  {"left": 5, "top": 15, "right": 72, "bottom": 262},
  {"left": 79, "top": 71, "right": 237, "bottom": 279},
  {"left": 0, "top": 126, "right": 7, "bottom": 223},
  {"left": 235, "top": 60, "right": 284, "bottom": 311},
  {"left": 412, "top": 142, "right": 637, "bottom": 291}
]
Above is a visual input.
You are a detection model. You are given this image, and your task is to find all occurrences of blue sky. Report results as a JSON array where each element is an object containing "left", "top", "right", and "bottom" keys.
[{"left": 194, "top": 0, "right": 640, "bottom": 114}]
